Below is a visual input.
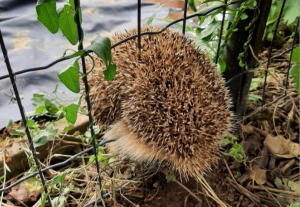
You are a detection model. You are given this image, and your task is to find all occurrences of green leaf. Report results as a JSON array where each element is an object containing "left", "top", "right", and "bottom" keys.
[
  {"left": 283, "top": 0, "right": 300, "bottom": 25},
  {"left": 198, "top": 20, "right": 220, "bottom": 40},
  {"left": 199, "top": 16, "right": 208, "bottom": 26},
  {"left": 27, "top": 120, "right": 36, "bottom": 128},
  {"left": 52, "top": 196, "right": 66, "bottom": 207},
  {"left": 289, "top": 64, "right": 299, "bottom": 93},
  {"left": 102, "top": 159, "right": 109, "bottom": 167},
  {"left": 217, "top": 58, "right": 226, "bottom": 72},
  {"left": 240, "top": 13, "right": 248, "bottom": 20},
  {"left": 103, "top": 63, "right": 116, "bottom": 81},
  {"left": 6, "top": 120, "right": 13, "bottom": 129},
  {"left": 98, "top": 146, "right": 105, "bottom": 154},
  {"left": 232, "top": 136, "right": 239, "bottom": 142},
  {"left": 160, "top": 19, "right": 193, "bottom": 32},
  {"left": 31, "top": 94, "right": 45, "bottom": 107},
  {"left": 35, "top": 106, "right": 47, "bottom": 114},
  {"left": 36, "top": 0, "right": 59, "bottom": 34},
  {"left": 292, "top": 46, "right": 299, "bottom": 63},
  {"left": 59, "top": 5, "right": 78, "bottom": 45},
  {"left": 85, "top": 36, "right": 116, "bottom": 81},
  {"left": 10, "top": 129, "right": 24, "bottom": 137},
  {"left": 66, "top": 50, "right": 85, "bottom": 59},
  {"left": 249, "top": 78, "right": 261, "bottom": 91},
  {"left": 40, "top": 193, "right": 49, "bottom": 207},
  {"left": 195, "top": 5, "right": 221, "bottom": 16},
  {"left": 225, "top": 143, "right": 247, "bottom": 163},
  {"left": 221, "top": 138, "right": 232, "bottom": 146},
  {"left": 147, "top": 4, "right": 164, "bottom": 25},
  {"left": 85, "top": 37, "right": 112, "bottom": 66},
  {"left": 188, "top": 0, "right": 197, "bottom": 13},
  {"left": 288, "top": 203, "right": 300, "bottom": 207},
  {"left": 65, "top": 104, "right": 79, "bottom": 124},
  {"left": 52, "top": 83, "right": 59, "bottom": 94},
  {"left": 200, "top": 0, "right": 223, "bottom": 4},
  {"left": 243, "top": 0, "right": 257, "bottom": 10},
  {"left": 58, "top": 60, "right": 80, "bottom": 93},
  {"left": 166, "top": 173, "right": 176, "bottom": 182},
  {"left": 63, "top": 124, "right": 74, "bottom": 132},
  {"left": 33, "top": 131, "right": 54, "bottom": 148},
  {"left": 69, "top": 0, "right": 82, "bottom": 24},
  {"left": 45, "top": 99, "right": 59, "bottom": 116},
  {"left": 248, "top": 94, "right": 262, "bottom": 101},
  {"left": 51, "top": 173, "right": 66, "bottom": 185}
]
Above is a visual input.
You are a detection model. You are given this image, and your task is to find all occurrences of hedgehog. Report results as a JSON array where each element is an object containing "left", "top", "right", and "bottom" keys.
[{"left": 88, "top": 26, "right": 233, "bottom": 180}]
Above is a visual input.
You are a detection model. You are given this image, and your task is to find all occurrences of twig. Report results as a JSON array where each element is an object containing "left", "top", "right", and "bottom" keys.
[
  {"left": 281, "top": 159, "right": 296, "bottom": 174},
  {"left": 184, "top": 195, "right": 191, "bottom": 207},
  {"left": 247, "top": 185, "right": 300, "bottom": 196},
  {"left": 174, "top": 179, "right": 203, "bottom": 203},
  {"left": 256, "top": 194, "right": 281, "bottom": 207},
  {"left": 242, "top": 94, "right": 285, "bottom": 121},
  {"left": 161, "top": 172, "right": 202, "bottom": 203},
  {"left": 222, "top": 156, "right": 236, "bottom": 182},
  {"left": 249, "top": 45, "right": 260, "bottom": 64},
  {"left": 120, "top": 189, "right": 138, "bottom": 207},
  {"left": 199, "top": 181, "right": 211, "bottom": 207},
  {"left": 226, "top": 177, "right": 261, "bottom": 206}
]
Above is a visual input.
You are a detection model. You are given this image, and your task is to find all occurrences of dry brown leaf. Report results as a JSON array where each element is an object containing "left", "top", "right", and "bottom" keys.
[
  {"left": 9, "top": 178, "right": 42, "bottom": 204},
  {"left": 263, "top": 135, "right": 300, "bottom": 158},
  {"left": 241, "top": 125, "right": 254, "bottom": 134},
  {"left": 250, "top": 168, "right": 267, "bottom": 185}
]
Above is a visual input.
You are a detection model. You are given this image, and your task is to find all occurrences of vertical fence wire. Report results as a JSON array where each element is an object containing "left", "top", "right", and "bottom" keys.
[
  {"left": 137, "top": 0, "right": 142, "bottom": 61},
  {"left": 261, "top": 0, "right": 287, "bottom": 105},
  {"left": 136, "top": 0, "right": 146, "bottom": 204},
  {"left": 182, "top": 0, "right": 188, "bottom": 35},
  {"left": 0, "top": 29, "right": 53, "bottom": 207},
  {"left": 285, "top": 17, "right": 299, "bottom": 94},
  {"left": 73, "top": 0, "right": 103, "bottom": 196},
  {"left": 215, "top": 0, "right": 227, "bottom": 64}
]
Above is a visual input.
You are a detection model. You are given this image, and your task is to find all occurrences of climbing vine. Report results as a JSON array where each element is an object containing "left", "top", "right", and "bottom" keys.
[{"left": 35, "top": 0, "right": 116, "bottom": 125}]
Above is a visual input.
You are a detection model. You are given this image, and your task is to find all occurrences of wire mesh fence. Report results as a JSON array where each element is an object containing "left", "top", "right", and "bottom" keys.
[{"left": 0, "top": 0, "right": 298, "bottom": 206}]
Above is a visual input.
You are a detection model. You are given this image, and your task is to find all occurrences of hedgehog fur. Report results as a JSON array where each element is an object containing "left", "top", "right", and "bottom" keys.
[{"left": 88, "top": 26, "right": 233, "bottom": 179}]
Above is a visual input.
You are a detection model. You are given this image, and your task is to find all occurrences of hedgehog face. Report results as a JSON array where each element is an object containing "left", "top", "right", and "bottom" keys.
[{"left": 88, "top": 26, "right": 233, "bottom": 179}]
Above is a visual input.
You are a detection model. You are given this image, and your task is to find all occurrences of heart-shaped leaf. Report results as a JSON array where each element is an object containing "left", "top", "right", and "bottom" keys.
[
  {"left": 36, "top": 0, "right": 59, "bottom": 34},
  {"left": 58, "top": 60, "right": 80, "bottom": 93},
  {"left": 85, "top": 36, "right": 116, "bottom": 81},
  {"left": 65, "top": 104, "right": 79, "bottom": 124},
  {"left": 59, "top": 5, "right": 78, "bottom": 45}
]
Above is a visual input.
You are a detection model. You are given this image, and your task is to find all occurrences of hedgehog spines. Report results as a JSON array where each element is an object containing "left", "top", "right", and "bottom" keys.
[{"left": 88, "top": 26, "right": 234, "bottom": 180}]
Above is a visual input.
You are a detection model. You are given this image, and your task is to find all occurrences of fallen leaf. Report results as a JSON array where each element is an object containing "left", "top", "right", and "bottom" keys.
[
  {"left": 274, "top": 177, "right": 292, "bottom": 191},
  {"left": 263, "top": 135, "right": 300, "bottom": 158},
  {"left": 242, "top": 125, "right": 254, "bottom": 134},
  {"left": 9, "top": 178, "right": 42, "bottom": 204},
  {"left": 288, "top": 180, "right": 300, "bottom": 193},
  {"left": 250, "top": 168, "right": 267, "bottom": 185}
]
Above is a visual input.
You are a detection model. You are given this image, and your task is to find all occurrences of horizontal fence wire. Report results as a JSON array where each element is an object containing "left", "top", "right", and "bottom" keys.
[
  {"left": 0, "top": 0, "right": 298, "bottom": 206},
  {"left": 0, "top": 1, "right": 244, "bottom": 81},
  {"left": 0, "top": 139, "right": 117, "bottom": 193}
]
